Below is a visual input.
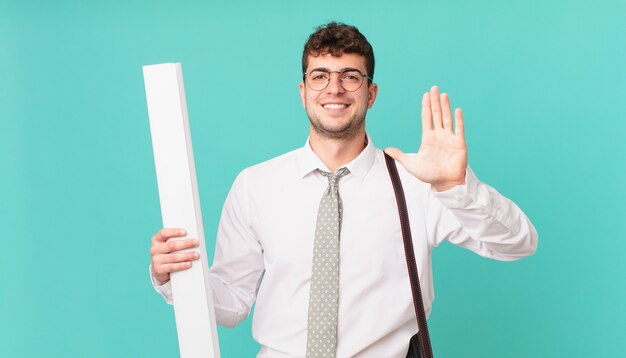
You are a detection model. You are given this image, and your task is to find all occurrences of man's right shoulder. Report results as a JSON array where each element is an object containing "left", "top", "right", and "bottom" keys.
[{"left": 235, "top": 146, "right": 303, "bottom": 183}]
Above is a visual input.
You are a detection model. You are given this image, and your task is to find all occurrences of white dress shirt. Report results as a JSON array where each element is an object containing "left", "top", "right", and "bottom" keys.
[{"left": 151, "top": 134, "right": 538, "bottom": 357}]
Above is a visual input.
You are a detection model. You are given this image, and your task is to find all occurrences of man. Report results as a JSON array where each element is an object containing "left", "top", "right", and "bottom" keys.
[{"left": 149, "top": 22, "right": 538, "bottom": 357}]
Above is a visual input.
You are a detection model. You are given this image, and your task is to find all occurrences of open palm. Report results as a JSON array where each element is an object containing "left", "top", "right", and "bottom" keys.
[{"left": 385, "top": 86, "right": 467, "bottom": 192}]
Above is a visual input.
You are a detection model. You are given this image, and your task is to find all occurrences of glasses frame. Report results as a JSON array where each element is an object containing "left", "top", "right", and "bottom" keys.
[{"left": 303, "top": 68, "right": 373, "bottom": 92}]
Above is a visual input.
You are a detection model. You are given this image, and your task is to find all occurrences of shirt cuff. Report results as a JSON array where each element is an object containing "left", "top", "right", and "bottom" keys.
[
  {"left": 149, "top": 264, "right": 173, "bottom": 304},
  {"left": 430, "top": 167, "right": 479, "bottom": 209}
]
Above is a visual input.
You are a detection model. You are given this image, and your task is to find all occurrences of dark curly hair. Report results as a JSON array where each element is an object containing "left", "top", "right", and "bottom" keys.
[{"left": 302, "top": 22, "right": 375, "bottom": 81}]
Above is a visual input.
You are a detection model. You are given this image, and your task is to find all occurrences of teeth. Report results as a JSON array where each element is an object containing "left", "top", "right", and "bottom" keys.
[{"left": 323, "top": 103, "right": 347, "bottom": 109}]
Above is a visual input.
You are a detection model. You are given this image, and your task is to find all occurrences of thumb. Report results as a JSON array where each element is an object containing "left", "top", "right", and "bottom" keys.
[{"left": 384, "top": 147, "right": 410, "bottom": 168}]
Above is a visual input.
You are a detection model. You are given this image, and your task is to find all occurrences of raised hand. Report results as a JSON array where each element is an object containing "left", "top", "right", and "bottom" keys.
[{"left": 385, "top": 85, "right": 467, "bottom": 192}]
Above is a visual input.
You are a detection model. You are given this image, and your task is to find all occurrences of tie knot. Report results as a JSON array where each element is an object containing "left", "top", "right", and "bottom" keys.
[{"left": 320, "top": 167, "right": 349, "bottom": 187}]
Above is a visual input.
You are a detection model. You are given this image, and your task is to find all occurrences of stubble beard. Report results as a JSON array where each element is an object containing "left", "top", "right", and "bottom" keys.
[{"left": 307, "top": 111, "right": 366, "bottom": 140}]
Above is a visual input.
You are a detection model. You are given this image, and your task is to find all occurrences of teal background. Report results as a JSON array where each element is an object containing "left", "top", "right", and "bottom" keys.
[{"left": 2, "top": 0, "right": 625, "bottom": 356}]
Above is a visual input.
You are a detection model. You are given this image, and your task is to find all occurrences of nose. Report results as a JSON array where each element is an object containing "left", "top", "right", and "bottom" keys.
[{"left": 326, "top": 72, "right": 345, "bottom": 95}]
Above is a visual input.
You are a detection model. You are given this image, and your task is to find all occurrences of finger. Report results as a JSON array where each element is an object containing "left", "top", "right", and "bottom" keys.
[
  {"left": 455, "top": 108, "right": 465, "bottom": 140},
  {"left": 441, "top": 93, "right": 453, "bottom": 132},
  {"left": 166, "top": 238, "right": 199, "bottom": 253},
  {"left": 421, "top": 92, "right": 433, "bottom": 131},
  {"left": 150, "top": 238, "right": 198, "bottom": 255},
  {"left": 430, "top": 86, "right": 443, "bottom": 129},
  {"left": 153, "top": 251, "right": 200, "bottom": 265},
  {"left": 153, "top": 262, "right": 193, "bottom": 275},
  {"left": 152, "top": 228, "right": 187, "bottom": 243}
]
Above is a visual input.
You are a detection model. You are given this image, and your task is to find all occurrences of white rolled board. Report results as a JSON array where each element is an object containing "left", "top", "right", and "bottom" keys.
[{"left": 143, "top": 63, "right": 220, "bottom": 358}]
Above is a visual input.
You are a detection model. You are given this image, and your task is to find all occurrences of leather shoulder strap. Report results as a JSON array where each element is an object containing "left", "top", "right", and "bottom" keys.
[{"left": 384, "top": 153, "right": 433, "bottom": 358}]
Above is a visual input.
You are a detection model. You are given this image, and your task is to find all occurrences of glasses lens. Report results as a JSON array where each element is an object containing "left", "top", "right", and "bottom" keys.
[
  {"left": 307, "top": 70, "right": 330, "bottom": 91},
  {"left": 306, "top": 70, "right": 366, "bottom": 91},
  {"left": 340, "top": 70, "right": 364, "bottom": 92}
]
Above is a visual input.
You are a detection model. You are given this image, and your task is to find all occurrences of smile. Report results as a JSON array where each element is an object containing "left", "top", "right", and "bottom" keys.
[{"left": 322, "top": 103, "right": 350, "bottom": 109}]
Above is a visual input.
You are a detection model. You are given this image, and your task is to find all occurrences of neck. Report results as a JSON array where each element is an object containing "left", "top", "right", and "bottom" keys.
[{"left": 309, "top": 128, "right": 367, "bottom": 173}]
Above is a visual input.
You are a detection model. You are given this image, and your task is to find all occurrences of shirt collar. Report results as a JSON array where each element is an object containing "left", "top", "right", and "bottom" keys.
[{"left": 297, "top": 132, "right": 376, "bottom": 182}]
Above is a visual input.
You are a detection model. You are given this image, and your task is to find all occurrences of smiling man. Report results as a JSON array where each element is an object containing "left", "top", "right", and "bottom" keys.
[
  {"left": 301, "top": 52, "right": 377, "bottom": 141},
  {"left": 149, "top": 22, "right": 538, "bottom": 357}
]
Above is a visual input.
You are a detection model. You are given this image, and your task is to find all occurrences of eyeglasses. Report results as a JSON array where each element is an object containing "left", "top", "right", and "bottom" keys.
[{"left": 303, "top": 68, "right": 373, "bottom": 92}]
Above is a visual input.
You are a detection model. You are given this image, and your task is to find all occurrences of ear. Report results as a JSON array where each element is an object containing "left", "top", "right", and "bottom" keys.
[
  {"left": 367, "top": 82, "right": 378, "bottom": 108},
  {"left": 299, "top": 82, "right": 306, "bottom": 108}
]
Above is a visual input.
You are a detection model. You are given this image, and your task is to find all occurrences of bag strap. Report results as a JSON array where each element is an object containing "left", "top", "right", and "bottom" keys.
[{"left": 384, "top": 153, "right": 433, "bottom": 358}]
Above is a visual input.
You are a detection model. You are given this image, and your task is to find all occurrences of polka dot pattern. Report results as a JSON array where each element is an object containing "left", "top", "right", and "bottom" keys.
[{"left": 305, "top": 168, "right": 349, "bottom": 358}]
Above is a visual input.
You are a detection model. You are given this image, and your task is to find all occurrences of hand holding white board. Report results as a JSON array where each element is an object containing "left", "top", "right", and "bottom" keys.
[{"left": 143, "top": 63, "right": 220, "bottom": 358}]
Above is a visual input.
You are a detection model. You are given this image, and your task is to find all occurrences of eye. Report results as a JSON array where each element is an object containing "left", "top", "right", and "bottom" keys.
[
  {"left": 342, "top": 71, "right": 362, "bottom": 82},
  {"left": 310, "top": 71, "right": 329, "bottom": 81}
]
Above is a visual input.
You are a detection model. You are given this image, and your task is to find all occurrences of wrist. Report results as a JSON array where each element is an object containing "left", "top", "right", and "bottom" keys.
[
  {"left": 152, "top": 267, "right": 170, "bottom": 285},
  {"left": 155, "top": 274, "right": 170, "bottom": 286},
  {"left": 432, "top": 179, "right": 465, "bottom": 192}
]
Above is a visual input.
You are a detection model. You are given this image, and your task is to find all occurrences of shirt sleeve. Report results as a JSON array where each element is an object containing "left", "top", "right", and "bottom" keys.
[
  {"left": 427, "top": 167, "right": 538, "bottom": 260},
  {"left": 150, "top": 263, "right": 173, "bottom": 303},
  {"left": 207, "top": 169, "right": 265, "bottom": 327},
  {"left": 149, "top": 169, "right": 265, "bottom": 328}
]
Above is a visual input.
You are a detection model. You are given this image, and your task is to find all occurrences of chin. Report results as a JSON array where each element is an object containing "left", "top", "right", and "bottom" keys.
[{"left": 314, "top": 121, "right": 364, "bottom": 140}]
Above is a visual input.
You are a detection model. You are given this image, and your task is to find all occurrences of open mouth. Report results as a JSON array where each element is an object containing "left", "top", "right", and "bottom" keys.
[{"left": 322, "top": 103, "right": 350, "bottom": 110}]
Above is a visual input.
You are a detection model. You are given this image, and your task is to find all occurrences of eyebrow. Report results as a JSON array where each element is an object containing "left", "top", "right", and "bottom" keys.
[{"left": 309, "top": 67, "right": 363, "bottom": 73}]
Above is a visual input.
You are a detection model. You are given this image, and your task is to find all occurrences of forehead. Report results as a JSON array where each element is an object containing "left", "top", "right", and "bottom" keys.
[{"left": 306, "top": 53, "right": 367, "bottom": 72}]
